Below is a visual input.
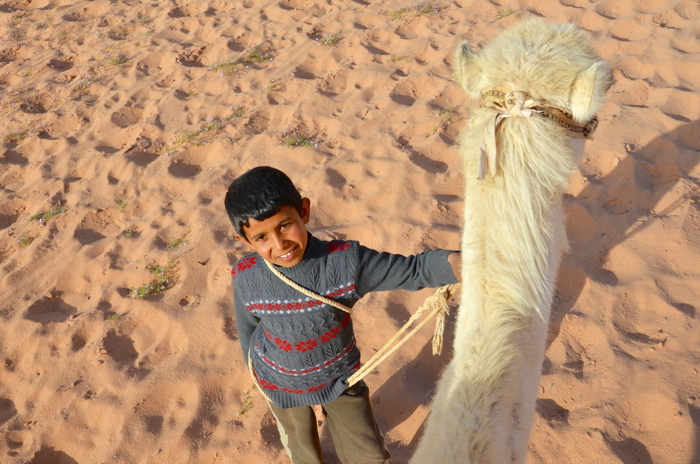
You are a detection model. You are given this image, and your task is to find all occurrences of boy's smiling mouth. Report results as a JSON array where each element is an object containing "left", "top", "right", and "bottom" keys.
[{"left": 277, "top": 246, "right": 298, "bottom": 261}]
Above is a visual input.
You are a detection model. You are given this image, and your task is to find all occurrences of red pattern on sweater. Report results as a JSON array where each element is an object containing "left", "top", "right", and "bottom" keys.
[
  {"left": 231, "top": 256, "right": 258, "bottom": 279},
  {"left": 246, "top": 284, "right": 356, "bottom": 314},
  {"left": 328, "top": 240, "right": 351, "bottom": 254},
  {"left": 255, "top": 363, "right": 361, "bottom": 393},
  {"left": 256, "top": 339, "right": 356, "bottom": 375},
  {"left": 264, "top": 314, "right": 352, "bottom": 352}
]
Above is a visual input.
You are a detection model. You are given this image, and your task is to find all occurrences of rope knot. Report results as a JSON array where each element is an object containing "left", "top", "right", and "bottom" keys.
[
  {"left": 477, "top": 87, "right": 599, "bottom": 180},
  {"left": 478, "top": 88, "right": 541, "bottom": 180}
]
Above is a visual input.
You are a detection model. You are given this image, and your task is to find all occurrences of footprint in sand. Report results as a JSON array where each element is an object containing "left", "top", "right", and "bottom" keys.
[
  {"left": 652, "top": 10, "right": 687, "bottom": 28},
  {"left": 168, "top": 160, "right": 202, "bottom": 179},
  {"left": 660, "top": 90, "right": 700, "bottom": 122},
  {"left": 390, "top": 81, "right": 418, "bottom": 106},
  {"left": 0, "top": 397, "right": 17, "bottom": 425},
  {"left": 605, "top": 437, "right": 654, "bottom": 464},
  {"left": 0, "top": 199, "right": 25, "bottom": 231},
  {"left": 110, "top": 107, "right": 143, "bottom": 128},
  {"left": 73, "top": 209, "right": 120, "bottom": 245},
  {"left": 609, "top": 18, "right": 650, "bottom": 41},
  {"left": 294, "top": 62, "right": 320, "bottom": 80},
  {"left": 243, "top": 110, "right": 269, "bottom": 135},
  {"left": 320, "top": 71, "right": 348, "bottom": 95},
  {"left": 127, "top": 381, "right": 201, "bottom": 442},
  {"left": 27, "top": 446, "right": 78, "bottom": 464},
  {"left": 101, "top": 311, "right": 188, "bottom": 377},
  {"left": 102, "top": 329, "right": 139, "bottom": 365},
  {"left": 71, "top": 331, "right": 87, "bottom": 351},
  {"left": 675, "top": 0, "right": 700, "bottom": 19},
  {"left": 24, "top": 294, "right": 79, "bottom": 324},
  {"left": 178, "top": 294, "right": 202, "bottom": 309},
  {"left": 595, "top": 0, "right": 631, "bottom": 19},
  {"left": 535, "top": 398, "right": 570, "bottom": 425}
]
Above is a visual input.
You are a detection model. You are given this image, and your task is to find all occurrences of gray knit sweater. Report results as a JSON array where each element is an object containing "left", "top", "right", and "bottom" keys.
[{"left": 232, "top": 233, "right": 457, "bottom": 409}]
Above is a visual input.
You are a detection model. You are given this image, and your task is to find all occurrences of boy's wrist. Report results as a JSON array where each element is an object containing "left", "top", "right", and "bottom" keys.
[{"left": 448, "top": 252, "right": 461, "bottom": 283}]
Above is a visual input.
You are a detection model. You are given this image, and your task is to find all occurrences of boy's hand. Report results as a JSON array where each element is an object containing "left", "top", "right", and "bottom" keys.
[{"left": 448, "top": 252, "right": 461, "bottom": 282}]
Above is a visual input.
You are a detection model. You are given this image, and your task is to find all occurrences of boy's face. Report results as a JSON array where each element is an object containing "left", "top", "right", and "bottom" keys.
[{"left": 236, "top": 198, "right": 311, "bottom": 268}]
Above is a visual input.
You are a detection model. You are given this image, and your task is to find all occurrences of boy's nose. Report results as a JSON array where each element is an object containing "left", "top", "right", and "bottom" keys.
[{"left": 271, "top": 233, "right": 285, "bottom": 250}]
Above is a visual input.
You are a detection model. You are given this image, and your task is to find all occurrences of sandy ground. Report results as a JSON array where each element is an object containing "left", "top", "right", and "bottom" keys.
[{"left": 0, "top": 0, "right": 699, "bottom": 463}]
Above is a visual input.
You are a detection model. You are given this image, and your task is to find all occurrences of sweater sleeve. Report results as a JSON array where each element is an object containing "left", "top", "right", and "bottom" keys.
[
  {"left": 354, "top": 245, "right": 459, "bottom": 297},
  {"left": 233, "top": 282, "right": 260, "bottom": 366}
]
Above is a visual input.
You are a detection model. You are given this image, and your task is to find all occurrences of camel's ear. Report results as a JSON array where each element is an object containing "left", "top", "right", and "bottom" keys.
[
  {"left": 454, "top": 42, "right": 483, "bottom": 99},
  {"left": 570, "top": 60, "right": 612, "bottom": 123}
]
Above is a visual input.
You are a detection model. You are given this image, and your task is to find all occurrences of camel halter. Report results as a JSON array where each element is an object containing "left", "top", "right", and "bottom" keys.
[
  {"left": 478, "top": 88, "right": 599, "bottom": 179},
  {"left": 247, "top": 258, "right": 459, "bottom": 401}
]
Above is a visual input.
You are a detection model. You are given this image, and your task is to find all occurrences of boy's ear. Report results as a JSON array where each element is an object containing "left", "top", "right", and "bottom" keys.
[
  {"left": 300, "top": 197, "right": 311, "bottom": 224},
  {"left": 234, "top": 233, "right": 254, "bottom": 249}
]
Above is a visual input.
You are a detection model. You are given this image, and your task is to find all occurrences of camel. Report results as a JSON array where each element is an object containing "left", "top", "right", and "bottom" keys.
[{"left": 411, "top": 19, "right": 612, "bottom": 463}]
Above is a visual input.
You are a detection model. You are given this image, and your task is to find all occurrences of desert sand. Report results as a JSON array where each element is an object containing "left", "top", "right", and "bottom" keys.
[{"left": 0, "top": 0, "right": 698, "bottom": 463}]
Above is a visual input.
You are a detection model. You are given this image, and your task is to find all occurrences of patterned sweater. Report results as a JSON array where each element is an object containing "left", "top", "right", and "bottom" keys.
[{"left": 232, "top": 233, "right": 457, "bottom": 409}]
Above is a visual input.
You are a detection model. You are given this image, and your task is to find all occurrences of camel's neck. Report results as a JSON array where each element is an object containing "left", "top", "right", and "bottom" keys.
[{"left": 459, "top": 111, "right": 577, "bottom": 317}]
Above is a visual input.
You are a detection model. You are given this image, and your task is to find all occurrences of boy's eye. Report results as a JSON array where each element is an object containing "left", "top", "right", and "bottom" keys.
[{"left": 255, "top": 235, "right": 266, "bottom": 242}]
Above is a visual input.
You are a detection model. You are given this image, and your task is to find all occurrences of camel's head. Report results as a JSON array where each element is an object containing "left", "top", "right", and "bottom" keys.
[{"left": 454, "top": 18, "right": 612, "bottom": 123}]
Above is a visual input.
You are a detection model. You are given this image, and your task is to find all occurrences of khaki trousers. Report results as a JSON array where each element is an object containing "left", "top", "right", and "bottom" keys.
[{"left": 267, "top": 381, "right": 392, "bottom": 464}]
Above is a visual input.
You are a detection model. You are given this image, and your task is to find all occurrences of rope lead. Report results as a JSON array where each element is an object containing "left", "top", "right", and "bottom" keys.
[{"left": 250, "top": 258, "right": 460, "bottom": 395}]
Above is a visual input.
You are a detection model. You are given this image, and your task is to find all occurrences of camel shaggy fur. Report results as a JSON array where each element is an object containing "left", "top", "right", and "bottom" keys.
[{"left": 411, "top": 19, "right": 611, "bottom": 464}]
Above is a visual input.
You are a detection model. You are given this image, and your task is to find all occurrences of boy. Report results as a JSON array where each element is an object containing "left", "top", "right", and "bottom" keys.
[{"left": 225, "top": 166, "right": 460, "bottom": 464}]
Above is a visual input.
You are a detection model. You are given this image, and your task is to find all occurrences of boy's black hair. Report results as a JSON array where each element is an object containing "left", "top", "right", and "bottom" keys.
[{"left": 224, "top": 166, "right": 303, "bottom": 241}]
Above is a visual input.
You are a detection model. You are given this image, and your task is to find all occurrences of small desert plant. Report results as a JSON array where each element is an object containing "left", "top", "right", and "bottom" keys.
[
  {"left": 424, "top": 125, "right": 438, "bottom": 138},
  {"left": 107, "top": 55, "right": 129, "bottom": 66},
  {"left": 317, "top": 30, "right": 342, "bottom": 47},
  {"left": 171, "top": 111, "right": 245, "bottom": 148},
  {"left": 495, "top": 9, "right": 515, "bottom": 20},
  {"left": 383, "top": 1, "right": 445, "bottom": 20},
  {"left": 72, "top": 69, "right": 102, "bottom": 100},
  {"left": 3, "top": 129, "right": 30, "bottom": 145},
  {"left": 172, "top": 129, "right": 200, "bottom": 148},
  {"left": 29, "top": 206, "right": 67, "bottom": 223},
  {"left": 166, "top": 236, "right": 186, "bottom": 248},
  {"left": 115, "top": 197, "right": 127, "bottom": 212},
  {"left": 224, "top": 106, "right": 246, "bottom": 121},
  {"left": 437, "top": 105, "right": 463, "bottom": 124},
  {"left": 186, "top": 89, "right": 198, "bottom": 98},
  {"left": 208, "top": 58, "right": 241, "bottom": 78},
  {"left": 390, "top": 55, "right": 412, "bottom": 62},
  {"left": 240, "top": 45, "right": 272, "bottom": 63},
  {"left": 129, "top": 260, "right": 176, "bottom": 299},
  {"left": 237, "top": 387, "right": 254, "bottom": 416},
  {"left": 107, "top": 313, "right": 122, "bottom": 320},
  {"left": 265, "top": 79, "right": 281, "bottom": 93},
  {"left": 124, "top": 225, "right": 138, "bottom": 237},
  {"left": 17, "top": 236, "right": 34, "bottom": 246},
  {"left": 279, "top": 128, "right": 317, "bottom": 148}
]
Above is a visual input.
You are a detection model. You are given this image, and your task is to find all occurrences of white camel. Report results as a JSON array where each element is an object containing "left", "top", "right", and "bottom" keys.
[{"left": 411, "top": 19, "right": 611, "bottom": 463}]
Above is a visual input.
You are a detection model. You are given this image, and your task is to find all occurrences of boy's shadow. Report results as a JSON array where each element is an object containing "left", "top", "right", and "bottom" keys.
[{"left": 372, "top": 120, "right": 700, "bottom": 463}]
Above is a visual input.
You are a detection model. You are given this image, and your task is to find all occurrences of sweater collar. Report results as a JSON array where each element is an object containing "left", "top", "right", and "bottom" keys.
[{"left": 267, "top": 232, "right": 327, "bottom": 277}]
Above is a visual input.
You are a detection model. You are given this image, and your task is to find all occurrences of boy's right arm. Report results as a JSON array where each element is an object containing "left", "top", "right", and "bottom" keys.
[{"left": 233, "top": 285, "right": 260, "bottom": 366}]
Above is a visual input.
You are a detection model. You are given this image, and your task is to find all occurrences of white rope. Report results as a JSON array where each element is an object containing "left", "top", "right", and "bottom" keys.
[
  {"left": 264, "top": 259, "right": 353, "bottom": 313},
  {"left": 248, "top": 257, "right": 459, "bottom": 397}
]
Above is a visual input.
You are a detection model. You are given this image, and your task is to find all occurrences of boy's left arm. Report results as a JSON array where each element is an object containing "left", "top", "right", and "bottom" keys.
[{"left": 354, "top": 245, "right": 460, "bottom": 297}]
